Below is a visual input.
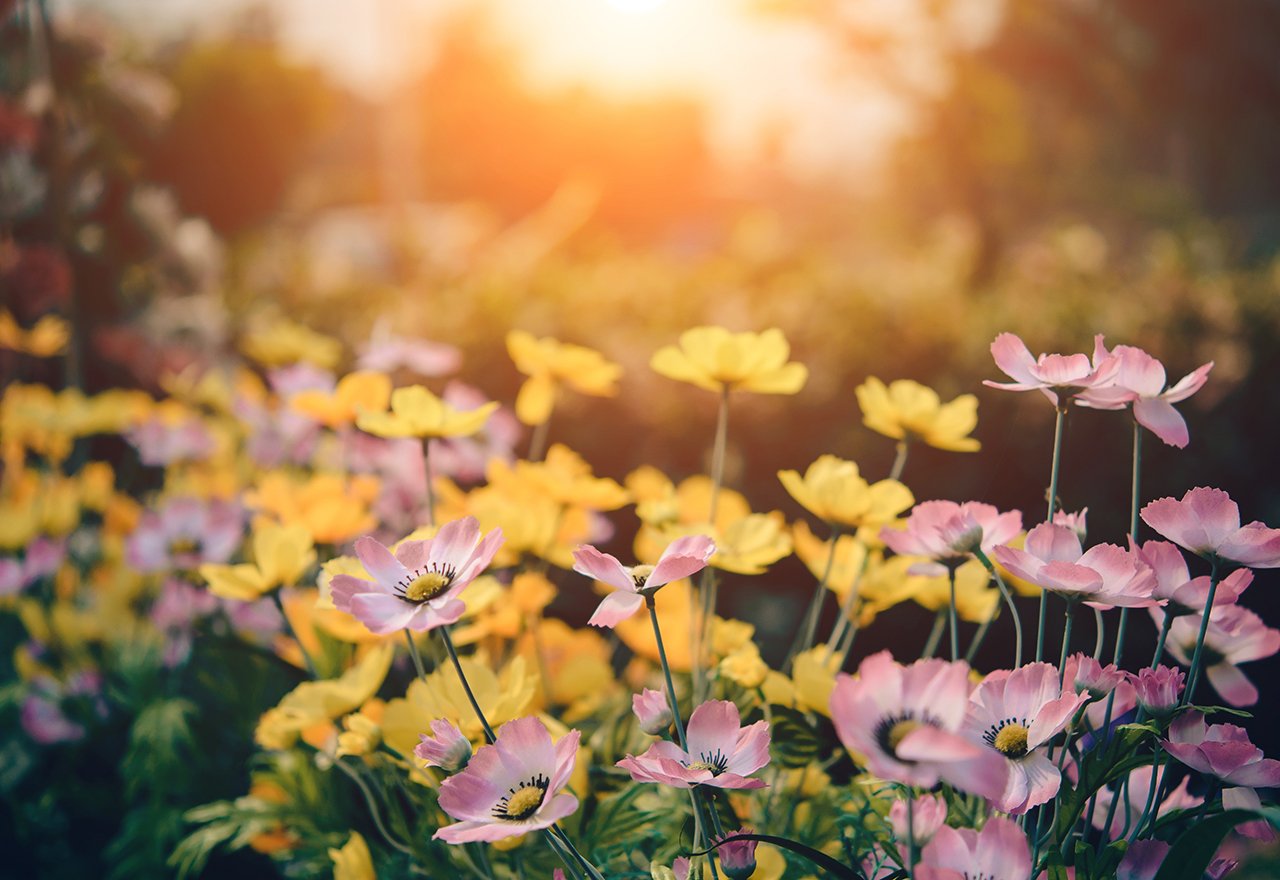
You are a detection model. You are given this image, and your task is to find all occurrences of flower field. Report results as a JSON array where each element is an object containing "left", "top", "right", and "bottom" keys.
[{"left": 4, "top": 2, "right": 1280, "bottom": 879}]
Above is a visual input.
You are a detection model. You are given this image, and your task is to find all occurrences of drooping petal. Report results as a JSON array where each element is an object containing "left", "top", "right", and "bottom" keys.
[
  {"left": 587, "top": 591, "right": 645, "bottom": 628},
  {"left": 572, "top": 545, "right": 637, "bottom": 592},
  {"left": 1133, "top": 398, "right": 1190, "bottom": 448}
]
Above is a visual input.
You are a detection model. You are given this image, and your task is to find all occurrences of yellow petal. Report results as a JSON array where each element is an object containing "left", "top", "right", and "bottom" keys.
[{"left": 515, "top": 374, "right": 557, "bottom": 426}]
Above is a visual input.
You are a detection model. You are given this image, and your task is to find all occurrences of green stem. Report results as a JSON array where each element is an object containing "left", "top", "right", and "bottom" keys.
[
  {"left": 1037, "top": 405, "right": 1067, "bottom": 662},
  {"left": 889, "top": 439, "right": 909, "bottom": 483},
  {"left": 975, "top": 548, "right": 1022, "bottom": 668},
  {"left": 964, "top": 611, "right": 994, "bottom": 664},
  {"left": 921, "top": 608, "right": 947, "bottom": 659},
  {"left": 1057, "top": 603, "right": 1075, "bottom": 692},
  {"left": 271, "top": 591, "right": 317, "bottom": 678},
  {"left": 404, "top": 630, "right": 427, "bottom": 680},
  {"left": 789, "top": 524, "right": 843, "bottom": 667},
  {"left": 1150, "top": 611, "right": 1174, "bottom": 670},
  {"left": 824, "top": 539, "right": 870, "bottom": 661},
  {"left": 1130, "top": 750, "right": 1165, "bottom": 842},
  {"left": 1114, "top": 421, "right": 1144, "bottom": 668},
  {"left": 422, "top": 438, "right": 437, "bottom": 528},
  {"left": 648, "top": 595, "right": 688, "bottom": 750},
  {"left": 1182, "top": 563, "right": 1221, "bottom": 705},
  {"left": 438, "top": 625, "right": 496, "bottom": 743},
  {"left": 708, "top": 387, "right": 730, "bottom": 524},
  {"left": 947, "top": 566, "right": 960, "bottom": 662}
]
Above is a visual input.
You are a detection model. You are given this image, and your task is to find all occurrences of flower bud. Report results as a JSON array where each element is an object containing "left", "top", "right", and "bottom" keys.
[
  {"left": 888, "top": 794, "right": 947, "bottom": 846},
  {"left": 716, "top": 830, "right": 758, "bottom": 880},
  {"left": 1070, "top": 653, "right": 1125, "bottom": 700},
  {"left": 1132, "top": 666, "right": 1185, "bottom": 719},
  {"left": 413, "top": 719, "right": 471, "bottom": 771},
  {"left": 632, "top": 688, "right": 674, "bottom": 736}
]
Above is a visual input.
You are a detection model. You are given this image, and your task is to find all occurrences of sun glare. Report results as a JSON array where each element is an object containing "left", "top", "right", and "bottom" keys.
[{"left": 605, "top": 0, "right": 670, "bottom": 12}]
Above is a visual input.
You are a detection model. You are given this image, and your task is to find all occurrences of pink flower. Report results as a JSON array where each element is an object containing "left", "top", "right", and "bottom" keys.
[
  {"left": 984, "top": 332, "right": 1119, "bottom": 406},
  {"left": 632, "top": 688, "right": 674, "bottom": 736},
  {"left": 330, "top": 516, "right": 503, "bottom": 635},
  {"left": 126, "top": 497, "right": 243, "bottom": 573},
  {"left": 1157, "top": 604, "right": 1280, "bottom": 706},
  {"left": 917, "top": 816, "right": 1031, "bottom": 880},
  {"left": 1090, "top": 765, "right": 1200, "bottom": 839},
  {"left": 1163, "top": 711, "right": 1280, "bottom": 788},
  {"left": 1076, "top": 339, "right": 1213, "bottom": 448},
  {"left": 888, "top": 794, "right": 948, "bottom": 846},
  {"left": 1117, "top": 839, "right": 1169, "bottom": 880},
  {"left": 1221, "top": 786, "right": 1277, "bottom": 842},
  {"left": 0, "top": 537, "right": 66, "bottom": 596},
  {"left": 1064, "top": 653, "right": 1126, "bottom": 700},
  {"left": 1130, "top": 666, "right": 1184, "bottom": 718},
  {"left": 126, "top": 414, "right": 215, "bottom": 465},
  {"left": 992, "top": 523, "right": 1157, "bottom": 609},
  {"left": 572, "top": 534, "right": 715, "bottom": 628},
  {"left": 357, "top": 332, "right": 462, "bottom": 378},
  {"left": 616, "top": 700, "right": 770, "bottom": 790},
  {"left": 1053, "top": 507, "right": 1089, "bottom": 541},
  {"left": 963, "top": 662, "right": 1089, "bottom": 814},
  {"left": 414, "top": 719, "right": 472, "bottom": 771},
  {"left": 1136, "top": 539, "right": 1252, "bottom": 616},
  {"left": 1141, "top": 488, "right": 1280, "bottom": 569},
  {"left": 715, "top": 829, "right": 758, "bottom": 880},
  {"left": 880, "top": 500, "right": 1022, "bottom": 576},
  {"left": 829, "top": 652, "right": 1008, "bottom": 800},
  {"left": 434, "top": 716, "right": 580, "bottom": 843}
]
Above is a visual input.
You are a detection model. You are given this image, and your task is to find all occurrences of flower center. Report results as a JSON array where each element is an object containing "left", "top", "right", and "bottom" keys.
[
  {"left": 169, "top": 537, "right": 200, "bottom": 557},
  {"left": 493, "top": 774, "right": 549, "bottom": 821},
  {"left": 629, "top": 564, "right": 655, "bottom": 590},
  {"left": 686, "top": 749, "right": 729, "bottom": 776},
  {"left": 983, "top": 717, "right": 1030, "bottom": 759},
  {"left": 395, "top": 564, "right": 458, "bottom": 603},
  {"left": 873, "top": 711, "right": 939, "bottom": 761},
  {"left": 887, "top": 720, "right": 921, "bottom": 752}
]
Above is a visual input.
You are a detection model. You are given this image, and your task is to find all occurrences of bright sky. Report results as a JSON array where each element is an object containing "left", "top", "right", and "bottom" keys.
[{"left": 62, "top": 0, "right": 1004, "bottom": 181}]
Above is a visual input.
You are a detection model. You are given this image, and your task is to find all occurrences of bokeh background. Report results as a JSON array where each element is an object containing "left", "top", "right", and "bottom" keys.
[{"left": 4, "top": 0, "right": 1280, "bottom": 875}]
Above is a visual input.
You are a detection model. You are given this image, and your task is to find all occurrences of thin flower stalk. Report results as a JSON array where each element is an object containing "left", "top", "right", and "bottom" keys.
[
  {"left": 1038, "top": 404, "right": 1067, "bottom": 662},
  {"left": 1182, "top": 561, "right": 1222, "bottom": 705},
  {"left": 974, "top": 547, "right": 1023, "bottom": 668}
]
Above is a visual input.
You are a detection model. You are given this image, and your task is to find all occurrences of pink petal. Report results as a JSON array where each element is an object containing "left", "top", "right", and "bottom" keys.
[
  {"left": 990, "top": 333, "right": 1040, "bottom": 385},
  {"left": 354, "top": 536, "right": 410, "bottom": 590},
  {"left": 895, "top": 725, "right": 985, "bottom": 763},
  {"left": 349, "top": 592, "right": 419, "bottom": 634},
  {"left": 1218, "top": 522, "right": 1280, "bottom": 569},
  {"left": 1183, "top": 488, "right": 1242, "bottom": 548},
  {"left": 647, "top": 534, "right": 715, "bottom": 588},
  {"left": 550, "top": 730, "right": 582, "bottom": 794},
  {"left": 1205, "top": 663, "right": 1258, "bottom": 707},
  {"left": 407, "top": 598, "right": 466, "bottom": 632},
  {"left": 587, "top": 591, "right": 645, "bottom": 628},
  {"left": 437, "top": 767, "right": 502, "bottom": 822},
  {"left": 572, "top": 545, "right": 637, "bottom": 592},
  {"left": 1025, "top": 523, "right": 1083, "bottom": 564},
  {"left": 429, "top": 516, "right": 482, "bottom": 574},
  {"left": 1033, "top": 353, "right": 1094, "bottom": 387},
  {"left": 1163, "top": 362, "right": 1214, "bottom": 404},
  {"left": 725, "top": 719, "right": 771, "bottom": 777},
  {"left": 1112, "top": 346, "right": 1167, "bottom": 398},
  {"left": 1134, "top": 398, "right": 1189, "bottom": 448},
  {"left": 685, "top": 700, "right": 742, "bottom": 763},
  {"left": 455, "top": 526, "right": 505, "bottom": 584}
]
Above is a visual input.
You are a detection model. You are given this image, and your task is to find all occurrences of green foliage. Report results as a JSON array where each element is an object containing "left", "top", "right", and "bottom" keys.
[
  {"left": 1154, "top": 809, "right": 1280, "bottom": 880},
  {"left": 1053, "top": 723, "right": 1158, "bottom": 844}
]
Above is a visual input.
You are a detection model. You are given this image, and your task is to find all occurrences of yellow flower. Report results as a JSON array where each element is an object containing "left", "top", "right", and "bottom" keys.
[
  {"left": 201, "top": 521, "right": 316, "bottom": 601},
  {"left": 506, "top": 330, "right": 621, "bottom": 425},
  {"left": 856, "top": 377, "right": 980, "bottom": 452},
  {"left": 356, "top": 385, "right": 497, "bottom": 439},
  {"left": 490, "top": 444, "right": 630, "bottom": 511},
  {"left": 906, "top": 558, "right": 999, "bottom": 623},
  {"left": 519, "top": 618, "right": 615, "bottom": 716},
  {"left": 0, "top": 311, "right": 69, "bottom": 357},
  {"left": 291, "top": 371, "right": 393, "bottom": 428},
  {"left": 615, "top": 578, "right": 694, "bottom": 672},
  {"left": 720, "top": 645, "right": 769, "bottom": 689},
  {"left": 650, "top": 326, "right": 808, "bottom": 395},
  {"left": 329, "top": 831, "right": 376, "bottom": 880},
  {"left": 792, "top": 647, "right": 840, "bottom": 717},
  {"left": 778, "top": 455, "right": 913, "bottom": 529},
  {"left": 242, "top": 318, "right": 342, "bottom": 369},
  {"left": 710, "top": 616, "right": 756, "bottom": 659},
  {"left": 246, "top": 473, "right": 380, "bottom": 545},
  {"left": 380, "top": 653, "right": 536, "bottom": 753},
  {"left": 336, "top": 700, "right": 384, "bottom": 758},
  {"left": 255, "top": 644, "right": 393, "bottom": 750}
]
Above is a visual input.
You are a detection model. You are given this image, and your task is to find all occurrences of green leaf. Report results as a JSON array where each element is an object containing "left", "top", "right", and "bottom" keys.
[
  {"left": 1152, "top": 808, "right": 1280, "bottom": 880},
  {"left": 1039, "top": 848, "right": 1069, "bottom": 880},
  {"left": 769, "top": 705, "right": 827, "bottom": 769},
  {"left": 1185, "top": 705, "right": 1253, "bottom": 719}
]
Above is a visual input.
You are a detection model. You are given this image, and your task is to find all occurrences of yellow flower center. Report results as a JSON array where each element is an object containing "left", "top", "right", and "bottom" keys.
[
  {"left": 993, "top": 723, "right": 1030, "bottom": 759},
  {"left": 494, "top": 775, "right": 550, "bottom": 821},
  {"left": 887, "top": 719, "right": 922, "bottom": 753},
  {"left": 403, "top": 571, "right": 451, "bottom": 603},
  {"left": 630, "top": 564, "right": 655, "bottom": 589},
  {"left": 169, "top": 537, "right": 200, "bottom": 556}
]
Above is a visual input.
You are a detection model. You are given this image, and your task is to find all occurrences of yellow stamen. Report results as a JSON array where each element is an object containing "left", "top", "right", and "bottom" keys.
[
  {"left": 993, "top": 723, "right": 1030, "bottom": 758},
  {"left": 887, "top": 719, "right": 921, "bottom": 753},
  {"left": 502, "top": 785, "right": 545, "bottom": 820},
  {"left": 404, "top": 572, "right": 451, "bottom": 603},
  {"left": 630, "top": 564, "right": 655, "bottom": 589}
]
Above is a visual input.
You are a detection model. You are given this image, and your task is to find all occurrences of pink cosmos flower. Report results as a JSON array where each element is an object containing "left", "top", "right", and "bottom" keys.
[
  {"left": 357, "top": 332, "right": 462, "bottom": 378},
  {"left": 616, "top": 699, "right": 770, "bottom": 790},
  {"left": 572, "top": 534, "right": 715, "bottom": 628},
  {"left": 888, "top": 794, "right": 948, "bottom": 846},
  {"left": 1053, "top": 507, "right": 1089, "bottom": 541},
  {"left": 1164, "top": 711, "right": 1280, "bottom": 788},
  {"left": 1157, "top": 603, "right": 1280, "bottom": 706},
  {"left": 1141, "top": 488, "right": 1280, "bottom": 569},
  {"left": 964, "top": 663, "right": 1090, "bottom": 814},
  {"left": 917, "top": 816, "right": 1031, "bottom": 880},
  {"left": 829, "top": 652, "right": 1008, "bottom": 800},
  {"left": 126, "top": 414, "right": 215, "bottom": 465},
  {"left": 984, "top": 332, "right": 1119, "bottom": 406},
  {"left": 1063, "top": 653, "right": 1126, "bottom": 701},
  {"left": 993, "top": 523, "right": 1157, "bottom": 609},
  {"left": 880, "top": 500, "right": 1022, "bottom": 576},
  {"left": 1130, "top": 666, "right": 1185, "bottom": 718},
  {"left": 434, "top": 716, "right": 580, "bottom": 843},
  {"left": 1076, "top": 338, "right": 1213, "bottom": 448},
  {"left": 414, "top": 719, "right": 472, "bottom": 771},
  {"left": 632, "top": 688, "right": 674, "bottom": 736},
  {"left": 1136, "top": 539, "right": 1252, "bottom": 616},
  {"left": 1089, "top": 764, "right": 1201, "bottom": 839},
  {"left": 126, "top": 497, "right": 242, "bottom": 573},
  {"left": 429, "top": 382, "right": 522, "bottom": 484},
  {"left": 330, "top": 516, "right": 503, "bottom": 635},
  {"left": 0, "top": 537, "right": 66, "bottom": 596}
]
